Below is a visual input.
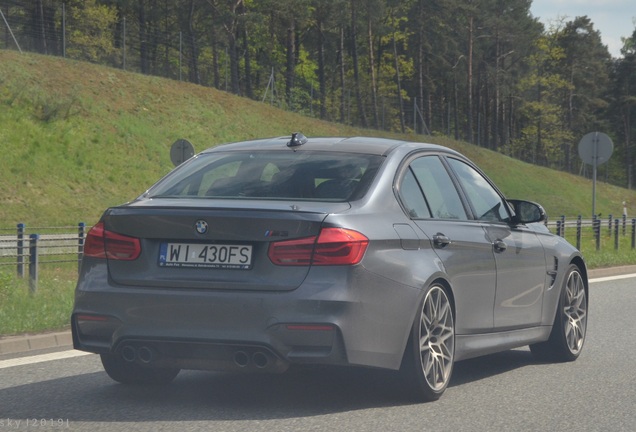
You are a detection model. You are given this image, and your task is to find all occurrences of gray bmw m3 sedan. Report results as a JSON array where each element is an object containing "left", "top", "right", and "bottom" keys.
[{"left": 72, "top": 134, "right": 588, "bottom": 401}]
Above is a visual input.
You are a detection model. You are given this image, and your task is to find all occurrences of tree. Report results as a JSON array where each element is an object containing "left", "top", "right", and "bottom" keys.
[
  {"left": 556, "top": 16, "right": 611, "bottom": 173},
  {"left": 67, "top": 0, "right": 118, "bottom": 63},
  {"left": 514, "top": 32, "right": 574, "bottom": 166},
  {"left": 609, "top": 28, "right": 636, "bottom": 188}
]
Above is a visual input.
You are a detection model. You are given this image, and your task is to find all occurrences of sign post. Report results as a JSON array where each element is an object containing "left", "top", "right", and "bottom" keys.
[{"left": 578, "top": 132, "right": 614, "bottom": 218}]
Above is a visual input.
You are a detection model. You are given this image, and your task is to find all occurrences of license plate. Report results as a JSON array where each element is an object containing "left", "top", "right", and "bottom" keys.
[{"left": 159, "top": 243, "right": 252, "bottom": 269}]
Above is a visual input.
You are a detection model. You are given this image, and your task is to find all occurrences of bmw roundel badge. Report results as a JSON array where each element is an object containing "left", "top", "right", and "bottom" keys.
[{"left": 195, "top": 220, "right": 208, "bottom": 234}]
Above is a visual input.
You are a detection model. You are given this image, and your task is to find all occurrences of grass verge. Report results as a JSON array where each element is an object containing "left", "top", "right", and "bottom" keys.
[{"left": 0, "top": 264, "right": 75, "bottom": 336}]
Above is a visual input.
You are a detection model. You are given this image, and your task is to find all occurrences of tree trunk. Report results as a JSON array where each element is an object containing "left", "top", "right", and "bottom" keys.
[
  {"left": 242, "top": 22, "right": 253, "bottom": 98},
  {"left": 317, "top": 17, "right": 327, "bottom": 119},
  {"left": 350, "top": 0, "right": 368, "bottom": 127},
  {"left": 139, "top": 0, "right": 148, "bottom": 74},
  {"left": 367, "top": 15, "right": 379, "bottom": 128},
  {"left": 393, "top": 33, "right": 405, "bottom": 133},
  {"left": 466, "top": 12, "right": 474, "bottom": 143},
  {"left": 285, "top": 18, "right": 296, "bottom": 109},
  {"left": 339, "top": 26, "right": 346, "bottom": 123},
  {"left": 187, "top": 0, "right": 200, "bottom": 84},
  {"left": 35, "top": 0, "right": 47, "bottom": 54}
]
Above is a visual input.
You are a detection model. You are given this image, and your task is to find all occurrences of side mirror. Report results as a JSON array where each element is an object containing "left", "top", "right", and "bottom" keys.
[{"left": 508, "top": 200, "right": 547, "bottom": 225}]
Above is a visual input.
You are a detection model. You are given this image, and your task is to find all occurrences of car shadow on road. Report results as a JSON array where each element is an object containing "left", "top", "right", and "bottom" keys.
[{"left": 0, "top": 348, "right": 539, "bottom": 422}]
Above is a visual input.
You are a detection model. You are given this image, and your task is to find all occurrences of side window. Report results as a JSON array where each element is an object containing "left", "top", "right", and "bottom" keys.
[
  {"left": 400, "top": 169, "right": 431, "bottom": 218},
  {"left": 410, "top": 156, "right": 467, "bottom": 220},
  {"left": 447, "top": 158, "right": 510, "bottom": 222}
]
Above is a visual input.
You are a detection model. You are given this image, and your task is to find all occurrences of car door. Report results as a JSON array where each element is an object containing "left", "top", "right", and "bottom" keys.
[
  {"left": 445, "top": 157, "right": 548, "bottom": 329},
  {"left": 398, "top": 154, "right": 497, "bottom": 333}
]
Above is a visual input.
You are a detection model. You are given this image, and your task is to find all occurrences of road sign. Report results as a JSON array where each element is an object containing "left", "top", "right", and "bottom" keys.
[
  {"left": 578, "top": 132, "right": 614, "bottom": 218},
  {"left": 170, "top": 139, "right": 195, "bottom": 166},
  {"left": 578, "top": 132, "right": 613, "bottom": 167}
]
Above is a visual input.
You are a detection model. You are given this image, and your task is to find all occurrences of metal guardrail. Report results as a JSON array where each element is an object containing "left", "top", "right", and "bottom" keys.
[
  {"left": 0, "top": 223, "right": 85, "bottom": 292},
  {"left": 1, "top": 216, "right": 635, "bottom": 293}
]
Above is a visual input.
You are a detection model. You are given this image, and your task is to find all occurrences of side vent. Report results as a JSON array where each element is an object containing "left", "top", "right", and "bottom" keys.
[{"left": 547, "top": 256, "right": 559, "bottom": 288}]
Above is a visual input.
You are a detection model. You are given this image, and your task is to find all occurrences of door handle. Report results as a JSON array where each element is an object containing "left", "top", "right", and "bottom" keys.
[
  {"left": 433, "top": 233, "right": 451, "bottom": 248},
  {"left": 493, "top": 239, "right": 507, "bottom": 252}
]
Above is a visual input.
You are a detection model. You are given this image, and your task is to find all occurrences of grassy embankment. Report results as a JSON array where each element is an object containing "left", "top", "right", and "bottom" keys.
[{"left": 1, "top": 50, "right": 635, "bottom": 335}]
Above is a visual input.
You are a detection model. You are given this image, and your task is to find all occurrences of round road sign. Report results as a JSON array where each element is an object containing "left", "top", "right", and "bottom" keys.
[
  {"left": 578, "top": 132, "right": 613, "bottom": 167},
  {"left": 170, "top": 139, "right": 195, "bottom": 166}
]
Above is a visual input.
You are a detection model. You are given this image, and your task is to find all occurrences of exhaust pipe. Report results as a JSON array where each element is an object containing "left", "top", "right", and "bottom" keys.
[
  {"left": 121, "top": 345, "right": 136, "bottom": 363},
  {"left": 234, "top": 351, "right": 250, "bottom": 367},
  {"left": 137, "top": 346, "right": 154, "bottom": 364},
  {"left": 252, "top": 351, "right": 269, "bottom": 369}
]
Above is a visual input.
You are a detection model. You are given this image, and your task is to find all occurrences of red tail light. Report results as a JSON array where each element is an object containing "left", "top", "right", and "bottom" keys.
[
  {"left": 83, "top": 222, "right": 141, "bottom": 261},
  {"left": 268, "top": 228, "right": 368, "bottom": 266}
]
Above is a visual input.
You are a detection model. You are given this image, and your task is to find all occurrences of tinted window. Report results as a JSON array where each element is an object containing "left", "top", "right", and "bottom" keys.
[
  {"left": 147, "top": 151, "right": 383, "bottom": 201},
  {"left": 400, "top": 169, "right": 432, "bottom": 218},
  {"left": 447, "top": 158, "right": 510, "bottom": 222},
  {"left": 409, "top": 156, "right": 467, "bottom": 220}
]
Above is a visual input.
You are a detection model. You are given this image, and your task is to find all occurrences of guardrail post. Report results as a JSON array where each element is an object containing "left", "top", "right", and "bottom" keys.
[
  {"left": 560, "top": 215, "right": 565, "bottom": 237},
  {"left": 78, "top": 222, "right": 85, "bottom": 273},
  {"left": 29, "top": 234, "right": 39, "bottom": 294},
  {"left": 632, "top": 219, "right": 636, "bottom": 250},
  {"left": 594, "top": 218, "right": 601, "bottom": 251},
  {"left": 17, "top": 223, "right": 25, "bottom": 278},
  {"left": 614, "top": 218, "right": 620, "bottom": 250},
  {"left": 576, "top": 216, "right": 582, "bottom": 250},
  {"left": 623, "top": 214, "right": 627, "bottom": 236},
  {"left": 608, "top": 214, "right": 613, "bottom": 235},
  {"left": 556, "top": 220, "right": 562, "bottom": 237}
]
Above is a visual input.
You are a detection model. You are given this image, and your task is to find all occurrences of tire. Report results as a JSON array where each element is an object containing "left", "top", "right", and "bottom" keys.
[
  {"left": 400, "top": 284, "right": 455, "bottom": 402},
  {"left": 100, "top": 353, "right": 180, "bottom": 385},
  {"left": 530, "top": 264, "right": 587, "bottom": 362}
]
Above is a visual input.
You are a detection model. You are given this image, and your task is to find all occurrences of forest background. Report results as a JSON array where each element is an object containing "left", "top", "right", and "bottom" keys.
[{"left": 1, "top": 0, "right": 636, "bottom": 190}]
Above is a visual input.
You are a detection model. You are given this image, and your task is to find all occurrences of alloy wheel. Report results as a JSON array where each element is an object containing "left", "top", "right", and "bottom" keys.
[{"left": 419, "top": 286, "right": 455, "bottom": 391}]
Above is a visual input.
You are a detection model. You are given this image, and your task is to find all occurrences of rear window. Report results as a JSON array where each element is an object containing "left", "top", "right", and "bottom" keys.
[{"left": 147, "top": 151, "right": 384, "bottom": 201}]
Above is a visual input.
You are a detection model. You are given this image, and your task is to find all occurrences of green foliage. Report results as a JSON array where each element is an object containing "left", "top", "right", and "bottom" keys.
[
  {"left": 66, "top": 0, "right": 118, "bottom": 63},
  {"left": 513, "top": 34, "right": 574, "bottom": 166},
  {"left": 1, "top": 49, "right": 636, "bottom": 228}
]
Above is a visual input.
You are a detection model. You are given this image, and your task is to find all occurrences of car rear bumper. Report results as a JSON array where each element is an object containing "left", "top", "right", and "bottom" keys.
[{"left": 72, "top": 262, "right": 421, "bottom": 372}]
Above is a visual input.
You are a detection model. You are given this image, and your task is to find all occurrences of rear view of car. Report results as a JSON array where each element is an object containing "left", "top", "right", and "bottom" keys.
[{"left": 72, "top": 134, "right": 587, "bottom": 401}]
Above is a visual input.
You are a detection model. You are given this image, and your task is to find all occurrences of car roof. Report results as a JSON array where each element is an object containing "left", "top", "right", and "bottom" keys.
[{"left": 202, "top": 135, "right": 460, "bottom": 157}]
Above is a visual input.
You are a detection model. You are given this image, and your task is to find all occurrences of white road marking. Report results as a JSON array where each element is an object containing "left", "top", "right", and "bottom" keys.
[
  {"left": 0, "top": 350, "right": 93, "bottom": 369},
  {"left": 589, "top": 273, "right": 636, "bottom": 283}
]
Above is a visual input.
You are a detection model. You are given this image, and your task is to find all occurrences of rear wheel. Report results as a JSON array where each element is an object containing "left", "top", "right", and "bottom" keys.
[
  {"left": 100, "top": 354, "right": 180, "bottom": 385},
  {"left": 400, "top": 284, "right": 455, "bottom": 402},
  {"left": 530, "top": 264, "right": 587, "bottom": 362}
]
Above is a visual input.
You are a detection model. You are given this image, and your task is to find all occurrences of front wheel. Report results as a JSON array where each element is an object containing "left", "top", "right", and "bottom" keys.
[
  {"left": 400, "top": 284, "right": 455, "bottom": 402},
  {"left": 530, "top": 264, "right": 587, "bottom": 362}
]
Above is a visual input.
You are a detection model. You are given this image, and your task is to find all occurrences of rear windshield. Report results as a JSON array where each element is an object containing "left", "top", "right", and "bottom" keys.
[{"left": 147, "top": 151, "right": 384, "bottom": 201}]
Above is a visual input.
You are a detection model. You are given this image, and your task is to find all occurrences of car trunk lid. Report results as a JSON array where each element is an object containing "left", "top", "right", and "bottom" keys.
[{"left": 101, "top": 199, "right": 349, "bottom": 291}]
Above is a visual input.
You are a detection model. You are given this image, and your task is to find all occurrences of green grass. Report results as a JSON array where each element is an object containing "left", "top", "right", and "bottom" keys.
[
  {"left": 0, "top": 265, "right": 75, "bottom": 335},
  {"left": 1, "top": 50, "right": 636, "bottom": 336},
  {"left": 2, "top": 50, "right": 635, "bottom": 226},
  {"left": 562, "top": 224, "right": 636, "bottom": 269}
]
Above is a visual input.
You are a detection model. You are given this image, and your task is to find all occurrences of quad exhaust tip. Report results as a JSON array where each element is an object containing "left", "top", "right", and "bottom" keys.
[
  {"left": 233, "top": 350, "right": 271, "bottom": 369},
  {"left": 121, "top": 345, "right": 155, "bottom": 364},
  {"left": 121, "top": 345, "right": 136, "bottom": 362}
]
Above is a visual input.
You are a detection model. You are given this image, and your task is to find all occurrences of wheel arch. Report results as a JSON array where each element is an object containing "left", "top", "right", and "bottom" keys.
[
  {"left": 400, "top": 274, "right": 456, "bottom": 358},
  {"left": 569, "top": 255, "right": 588, "bottom": 293}
]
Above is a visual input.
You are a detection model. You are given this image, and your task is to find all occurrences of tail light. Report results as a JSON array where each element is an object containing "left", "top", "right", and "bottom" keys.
[
  {"left": 268, "top": 228, "right": 368, "bottom": 266},
  {"left": 83, "top": 222, "right": 141, "bottom": 260}
]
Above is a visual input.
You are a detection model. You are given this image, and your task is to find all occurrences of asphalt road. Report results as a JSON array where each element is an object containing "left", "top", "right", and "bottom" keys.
[{"left": 0, "top": 275, "right": 634, "bottom": 432}]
